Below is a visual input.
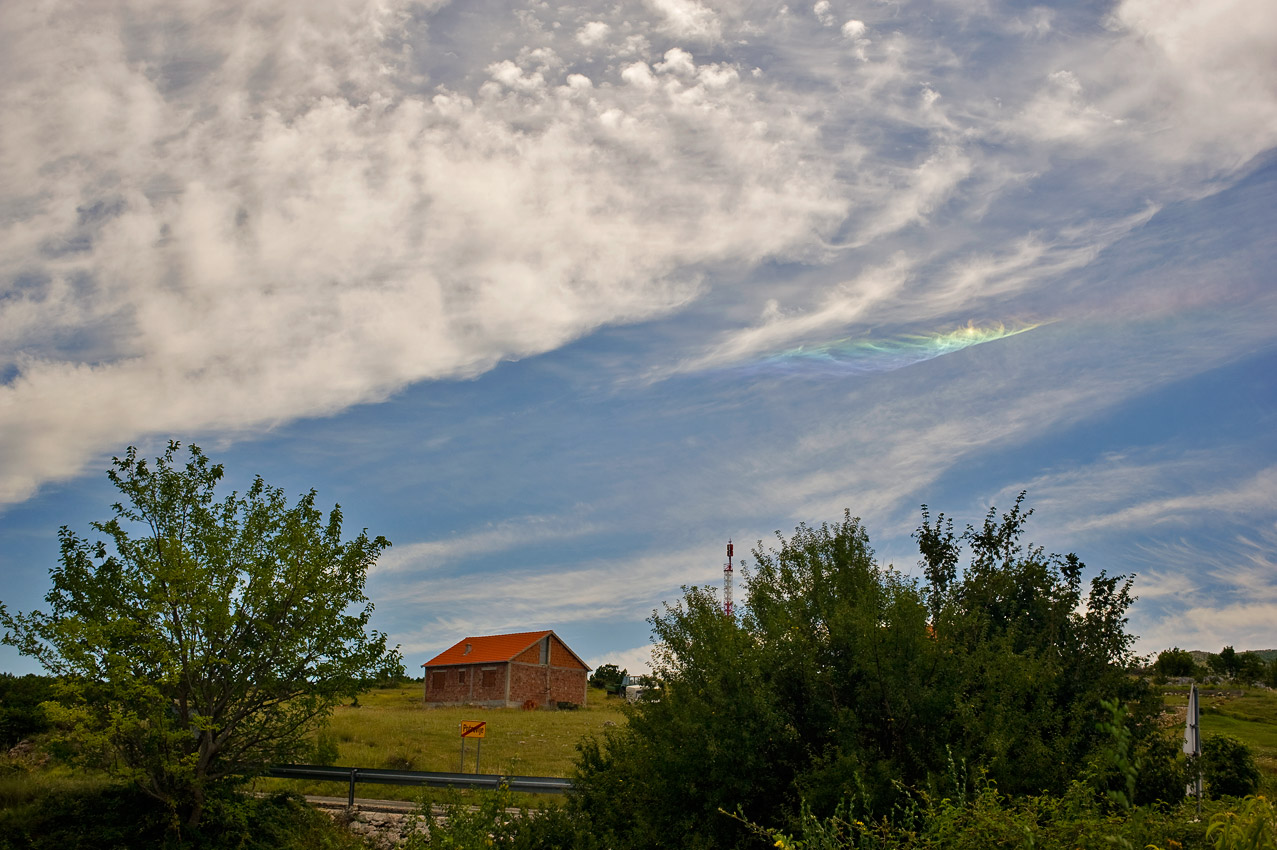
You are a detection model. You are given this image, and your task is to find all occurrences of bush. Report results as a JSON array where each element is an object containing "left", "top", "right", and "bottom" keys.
[
  {"left": 311, "top": 729, "right": 340, "bottom": 767},
  {"left": 402, "top": 783, "right": 601, "bottom": 850},
  {"left": 735, "top": 781, "right": 1215, "bottom": 850},
  {"left": 0, "top": 782, "right": 363, "bottom": 850},
  {"left": 0, "top": 675, "right": 57, "bottom": 749},
  {"left": 1202, "top": 736, "right": 1261, "bottom": 799},
  {"left": 1134, "top": 734, "right": 1190, "bottom": 808}
]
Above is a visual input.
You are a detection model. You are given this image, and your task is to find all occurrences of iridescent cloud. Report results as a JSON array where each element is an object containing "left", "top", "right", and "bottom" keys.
[{"left": 738, "top": 321, "right": 1044, "bottom": 377}]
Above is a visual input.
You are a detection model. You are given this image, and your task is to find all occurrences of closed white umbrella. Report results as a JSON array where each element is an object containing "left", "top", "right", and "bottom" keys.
[{"left": 1184, "top": 683, "right": 1202, "bottom": 811}]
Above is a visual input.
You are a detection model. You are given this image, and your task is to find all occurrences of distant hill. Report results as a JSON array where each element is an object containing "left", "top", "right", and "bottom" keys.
[{"left": 1186, "top": 649, "right": 1277, "bottom": 663}]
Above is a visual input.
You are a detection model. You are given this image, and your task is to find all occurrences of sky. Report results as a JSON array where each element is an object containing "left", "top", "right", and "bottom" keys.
[{"left": 2, "top": 0, "right": 1275, "bottom": 678}]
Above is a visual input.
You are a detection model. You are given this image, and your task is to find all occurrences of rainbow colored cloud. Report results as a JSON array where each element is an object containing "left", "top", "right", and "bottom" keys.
[{"left": 740, "top": 321, "right": 1043, "bottom": 376}]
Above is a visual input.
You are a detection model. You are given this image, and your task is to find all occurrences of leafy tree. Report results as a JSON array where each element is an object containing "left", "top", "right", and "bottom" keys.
[
  {"left": 1154, "top": 647, "right": 1198, "bottom": 678},
  {"left": 0, "top": 442, "right": 402, "bottom": 827},
  {"left": 1237, "top": 652, "right": 1267, "bottom": 683},
  {"left": 0, "top": 673, "right": 58, "bottom": 748},
  {"left": 572, "top": 497, "right": 1148, "bottom": 849},
  {"left": 588, "top": 663, "right": 627, "bottom": 691},
  {"left": 1208, "top": 646, "right": 1240, "bottom": 678}
]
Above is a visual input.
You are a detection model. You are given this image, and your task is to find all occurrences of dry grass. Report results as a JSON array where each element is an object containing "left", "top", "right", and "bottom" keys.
[{"left": 252, "top": 683, "right": 628, "bottom": 802}]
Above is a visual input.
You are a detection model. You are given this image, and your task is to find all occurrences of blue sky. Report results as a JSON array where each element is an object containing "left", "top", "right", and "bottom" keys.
[{"left": 2, "top": 0, "right": 1275, "bottom": 676}]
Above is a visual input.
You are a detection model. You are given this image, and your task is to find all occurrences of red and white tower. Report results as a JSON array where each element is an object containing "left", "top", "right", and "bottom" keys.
[{"left": 724, "top": 540, "right": 735, "bottom": 617}]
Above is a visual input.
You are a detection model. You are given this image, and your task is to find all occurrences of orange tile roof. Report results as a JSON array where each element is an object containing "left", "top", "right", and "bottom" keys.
[{"left": 423, "top": 630, "right": 556, "bottom": 667}]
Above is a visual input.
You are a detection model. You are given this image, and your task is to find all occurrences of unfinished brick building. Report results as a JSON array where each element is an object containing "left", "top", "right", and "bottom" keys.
[{"left": 421, "top": 630, "right": 590, "bottom": 708}]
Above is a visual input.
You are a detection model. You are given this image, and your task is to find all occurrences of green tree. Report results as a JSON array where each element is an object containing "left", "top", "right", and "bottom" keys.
[
  {"left": 0, "top": 442, "right": 402, "bottom": 827},
  {"left": 1208, "top": 646, "right": 1240, "bottom": 678},
  {"left": 1154, "top": 647, "right": 1198, "bottom": 678},
  {"left": 588, "top": 663, "right": 627, "bottom": 691},
  {"left": 572, "top": 498, "right": 1147, "bottom": 849},
  {"left": 1237, "top": 652, "right": 1267, "bottom": 683},
  {"left": 0, "top": 673, "right": 57, "bottom": 747}
]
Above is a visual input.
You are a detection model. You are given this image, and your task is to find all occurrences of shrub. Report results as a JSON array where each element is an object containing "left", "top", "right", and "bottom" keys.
[
  {"left": 1202, "top": 736, "right": 1261, "bottom": 799},
  {"left": 312, "top": 729, "right": 340, "bottom": 767},
  {"left": 0, "top": 675, "right": 57, "bottom": 749},
  {"left": 0, "top": 782, "right": 364, "bottom": 850},
  {"left": 403, "top": 783, "right": 600, "bottom": 850}
]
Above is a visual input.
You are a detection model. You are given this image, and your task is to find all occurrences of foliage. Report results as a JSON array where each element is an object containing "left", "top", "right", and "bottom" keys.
[
  {"left": 402, "top": 782, "right": 600, "bottom": 850},
  {"left": 571, "top": 497, "right": 1150, "bottom": 849},
  {"left": 0, "top": 782, "right": 364, "bottom": 850},
  {"left": 588, "top": 664, "right": 627, "bottom": 692},
  {"left": 1206, "top": 795, "right": 1277, "bottom": 850},
  {"left": 0, "top": 674, "right": 57, "bottom": 748},
  {"left": 1211, "top": 648, "right": 1242, "bottom": 679},
  {"left": 733, "top": 781, "right": 1216, "bottom": 850},
  {"left": 311, "top": 729, "right": 341, "bottom": 767},
  {"left": 1203, "top": 736, "right": 1262, "bottom": 799},
  {"left": 0, "top": 442, "right": 402, "bottom": 828},
  {"left": 1132, "top": 733, "right": 1192, "bottom": 808},
  {"left": 1155, "top": 648, "right": 1199, "bottom": 678},
  {"left": 1097, "top": 698, "right": 1141, "bottom": 810},
  {"left": 1239, "top": 654, "right": 1269, "bottom": 684}
]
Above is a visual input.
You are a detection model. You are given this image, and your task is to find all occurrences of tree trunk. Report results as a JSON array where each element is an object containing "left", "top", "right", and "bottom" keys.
[{"left": 186, "top": 783, "right": 205, "bottom": 828}]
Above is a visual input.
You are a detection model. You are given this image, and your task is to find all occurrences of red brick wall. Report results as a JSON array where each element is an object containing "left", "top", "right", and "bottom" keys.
[
  {"left": 424, "top": 665, "right": 473, "bottom": 703},
  {"left": 509, "top": 662, "right": 551, "bottom": 706},
  {"left": 472, "top": 665, "right": 507, "bottom": 702},
  {"left": 549, "top": 636, "right": 587, "bottom": 669},
  {"left": 424, "top": 663, "right": 510, "bottom": 705},
  {"left": 512, "top": 642, "right": 542, "bottom": 664},
  {"left": 508, "top": 662, "right": 588, "bottom": 707},
  {"left": 550, "top": 666, "right": 588, "bottom": 704}
]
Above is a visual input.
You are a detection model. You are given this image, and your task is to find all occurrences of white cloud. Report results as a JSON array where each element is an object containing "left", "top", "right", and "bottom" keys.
[
  {"left": 1130, "top": 532, "right": 1277, "bottom": 653},
  {"left": 656, "top": 47, "right": 697, "bottom": 77},
  {"left": 645, "top": 0, "right": 722, "bottom": 41},
  {"left": 386, "top": 544, "right": 723, "bottom": 658},
  {"left": 374, "top": 514, "right": 601, "bottom": 574},
  {"left": 1010, "top": 457, "right": 1277, "bottom": 537},
  {"left": 576, "top": 20, "right": 611, "bottom": 46},
  {"left": 3, "top": 0, "right": 1275, "bottom": 513},
  {"left": 1011, "top": 0, "right": 1277, "bottom": 170},
  {"left": 587, "top": 644, "right": 655, "bottom": 675},
  {"left": 0, "top": 0, "right": 848, "bottom": 504}
]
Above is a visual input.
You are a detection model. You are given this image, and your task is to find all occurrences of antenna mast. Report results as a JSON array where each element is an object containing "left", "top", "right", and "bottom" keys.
[{"left": 724, "top": 540, "right": 734, "bottom": 617}]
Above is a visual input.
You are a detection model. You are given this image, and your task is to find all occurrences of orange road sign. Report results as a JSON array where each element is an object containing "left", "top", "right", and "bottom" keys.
[{"left": 460, "top": 720, "right": 486, "bottom": 739}]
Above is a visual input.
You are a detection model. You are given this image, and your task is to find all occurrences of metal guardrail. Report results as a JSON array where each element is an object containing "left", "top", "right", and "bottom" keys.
[{"left": 266, "top": 764, "right": 573, "bottom": 807}]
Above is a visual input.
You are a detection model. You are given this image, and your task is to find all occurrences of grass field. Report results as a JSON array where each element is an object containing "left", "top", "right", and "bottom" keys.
[{"left": 251, "top": 683, "right": 628, "bottom": 802}]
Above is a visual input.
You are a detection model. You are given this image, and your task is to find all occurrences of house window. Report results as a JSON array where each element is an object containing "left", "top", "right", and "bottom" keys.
[
  {"left": 431, "top": 672, "right": 445, "bottom": 690},
  {"left": 482, "top": 669, "right": 497, "bottom": 688},
  {"left": 458, "top": 669, "right": 467, "bottom": 685}
]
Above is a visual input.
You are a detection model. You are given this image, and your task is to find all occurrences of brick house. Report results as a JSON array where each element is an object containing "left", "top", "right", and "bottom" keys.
[{"left": 421, "top": 630, "right": 590, "bottom": 708}]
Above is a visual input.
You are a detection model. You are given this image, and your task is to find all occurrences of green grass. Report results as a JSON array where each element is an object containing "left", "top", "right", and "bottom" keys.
[
  {"left": 252, "top": 683, "right": 628, "bottom": 803},
  {"left": 0, "top": 763, "right": 112, "bottom": 810}
]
